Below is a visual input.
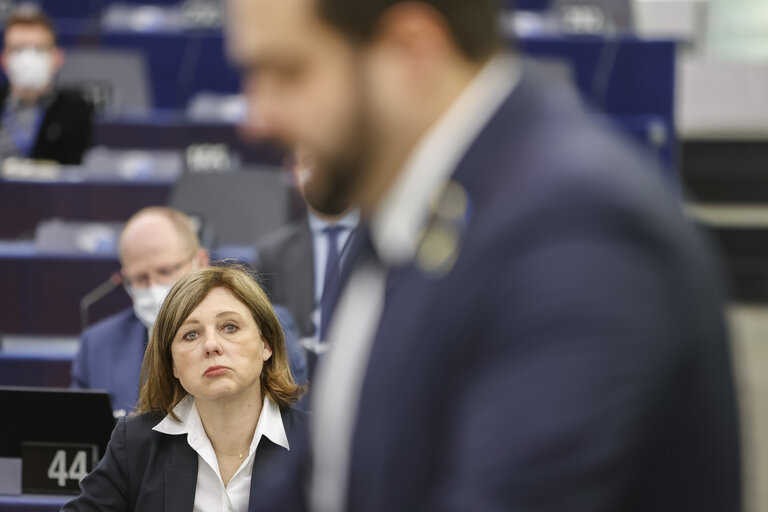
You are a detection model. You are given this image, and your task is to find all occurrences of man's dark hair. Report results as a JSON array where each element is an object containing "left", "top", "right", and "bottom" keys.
[
  {"left": 316, "top": 0, "right": 503, "bottom": 62},
  {"left": 4, "top": 7, "right": 57, "bottom": 45}
]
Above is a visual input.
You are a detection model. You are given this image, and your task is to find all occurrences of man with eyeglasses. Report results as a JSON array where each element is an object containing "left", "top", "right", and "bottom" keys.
[
  {"left": 0, "top": 6, "right": 93, "bottom": 164},
  {"left": 71, "top": 206, "right": 307, "bottom": 414}
]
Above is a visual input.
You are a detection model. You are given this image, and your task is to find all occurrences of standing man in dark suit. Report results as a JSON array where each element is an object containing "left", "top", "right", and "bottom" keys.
[
  {"left": 0, "top": 7, "right": 93, "bottom": 165},
  {"left": 255, "top": 148, "right": 358, "bottom": 340},
  {"left": 228, "top": 1, "right": 741, "bottom": 511}
]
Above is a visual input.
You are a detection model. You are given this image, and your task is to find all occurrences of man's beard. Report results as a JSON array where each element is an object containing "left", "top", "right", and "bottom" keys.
[
  {"left": 303, "top": 159, "right": 360, "bottom": 216},
  {"left": 302, "top": 102, "right": 371, "bottom": 217}
]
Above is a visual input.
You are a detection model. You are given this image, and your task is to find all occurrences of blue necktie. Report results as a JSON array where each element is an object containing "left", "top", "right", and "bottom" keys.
[{"left": 319, "top": 225, "right": 344, "bottom": 337}]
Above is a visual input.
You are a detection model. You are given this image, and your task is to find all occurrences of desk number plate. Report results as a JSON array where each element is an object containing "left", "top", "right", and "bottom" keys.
[{"left": 22, "top": 442, "right": 98, "bottom": 494}]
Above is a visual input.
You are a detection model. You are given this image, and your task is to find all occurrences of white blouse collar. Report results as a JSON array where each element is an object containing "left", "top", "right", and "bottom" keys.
[{"left": 153, "top": 394, "right": 290, "bottom": 452}]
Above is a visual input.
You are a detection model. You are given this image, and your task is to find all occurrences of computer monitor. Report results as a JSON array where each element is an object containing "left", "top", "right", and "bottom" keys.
[{"left": 0, "top": 386, "right": 115, "bottom": 459}]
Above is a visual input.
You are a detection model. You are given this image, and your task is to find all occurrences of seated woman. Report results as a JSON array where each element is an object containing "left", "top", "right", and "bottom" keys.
[{"left": 63, "top": 265, "right": 307, "bottom": 512}]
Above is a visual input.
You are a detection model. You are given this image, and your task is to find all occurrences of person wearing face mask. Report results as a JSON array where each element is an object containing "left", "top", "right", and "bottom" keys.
[
  {"left": 71, "top": 206, "right": 308, "bottom": 414},
  {"left": 0, "top": 7, "right": 93, "bottom": 164}
]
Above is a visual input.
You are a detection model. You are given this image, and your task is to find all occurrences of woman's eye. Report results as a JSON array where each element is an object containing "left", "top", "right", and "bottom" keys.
[
  {"left": 223, "top": 323, "right": 238, "bottom": 333},
  {"left": 182, "top": 331, "right": 199, "bottom": 340}
]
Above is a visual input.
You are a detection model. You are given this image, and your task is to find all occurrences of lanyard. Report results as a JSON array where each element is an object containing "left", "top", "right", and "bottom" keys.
[{"left": 2, "top": 103, "right": 44, "bottom": 158}]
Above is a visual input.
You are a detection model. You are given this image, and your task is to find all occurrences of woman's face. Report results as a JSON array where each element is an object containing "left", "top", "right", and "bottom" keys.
[{"left": 171, "top": 286, "right": 272, "bottom": 404}]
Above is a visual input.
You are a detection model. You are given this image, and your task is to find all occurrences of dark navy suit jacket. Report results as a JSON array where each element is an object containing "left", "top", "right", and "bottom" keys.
[
  {"left": 255, "top": 217, "right": 316, "bottom": 338},
  {"left": 72, "top": 306, "right": 308, "bottom": 412},
  {"left": 61, "top": 407, "right": 308, "bottom": 512},
  {"left": 318, "top": 63, "right": 741, "bottom": 512},
  {"left": 71, "top": 308, "right": 146, "bottom": 413}
]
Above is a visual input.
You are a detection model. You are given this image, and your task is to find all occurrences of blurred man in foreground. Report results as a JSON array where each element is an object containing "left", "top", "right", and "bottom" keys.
[
  {"left": 72, "top": 206, "right": 307, "bottom": 413},
  {"left": 228, "top": 1, "right": 741, "bottom": 511},
  {"left": 0, "top": 7, "right": 92, "bottom": 164}
]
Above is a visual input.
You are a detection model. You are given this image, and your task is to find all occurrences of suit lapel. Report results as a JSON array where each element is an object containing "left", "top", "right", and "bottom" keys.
[
  {"left": 248, "top": 438, "right": 304, "bottom": 512},
  {"left": 286, "top": 220, "right": 316, "bottom": 336},
  {"left": 164, "top": 435, "right": 198, "bottom": 512},
  {"left": 296, "top": 222, "right": 316, "bottom": 331}
]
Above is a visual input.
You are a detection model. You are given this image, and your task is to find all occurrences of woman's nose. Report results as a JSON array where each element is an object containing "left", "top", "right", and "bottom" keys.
[{"left": 202, "top": 331, "right": 223, "bottom": 355}]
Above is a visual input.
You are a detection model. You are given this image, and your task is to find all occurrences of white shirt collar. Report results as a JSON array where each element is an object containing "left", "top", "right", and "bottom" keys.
[
  {"left": 153, "top": 394, "right": 290, "bottom": 452},
  {"left": 308, "top": 209, "right": 360, "bottom": 234},
  {"left": 370, "top": 55, "right": 520, "bottom": 266}
]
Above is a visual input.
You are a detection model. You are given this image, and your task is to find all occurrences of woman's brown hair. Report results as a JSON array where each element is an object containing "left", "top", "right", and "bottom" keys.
[{"left": 136, "top": 264, "right": 304, "bottom": 419}]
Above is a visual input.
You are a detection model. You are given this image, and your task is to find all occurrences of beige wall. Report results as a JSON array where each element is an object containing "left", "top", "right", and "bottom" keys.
[{"left": 708, "top": 0, "right": 768, "bottom": 60}]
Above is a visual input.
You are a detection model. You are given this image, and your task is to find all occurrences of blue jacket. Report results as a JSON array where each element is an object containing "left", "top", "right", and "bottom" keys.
[
  {"left": 72, "top": 306, "right": 307, "bottom": 412},
  {"left": 317, "top": 63, "right": 741, "bottom": 512}
]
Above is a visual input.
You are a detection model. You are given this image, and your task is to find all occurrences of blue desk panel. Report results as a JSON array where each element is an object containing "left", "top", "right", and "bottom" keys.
[
  {"left": 506, "top": 0, "right": 551, "bottom": 10},
  {"left": 36, "top": 0, "right": 180, "bottom": 21},
  {"left": 93, "top": 116, "right": 287, "bottom": 165},
  {"left": 0, "top": 494, "right": 69, "bottom": 512},
  {"left": 0, "top": 242, "right": 130, "bottom": 336},
  {"left": 0, "top": 178, "right": 172, "bottom": 239},
  {"left": 520, "top": 36, "right": 675, "bottom": 126},
  {"left": 0, "top": 353, "right": 73, "bottom": 387}
]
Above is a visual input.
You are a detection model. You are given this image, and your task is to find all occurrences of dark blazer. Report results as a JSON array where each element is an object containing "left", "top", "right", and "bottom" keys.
[
  {"left": 0, "top": 84, "right": 93, "bottom": 165},
  {"left": 321, "top": 63, "right": 741, "bottom": 512},
  {"left": 61, "top": 407, "right": 308, "bottom": 512},
  {"left": 255, "top": 218, "right": 316, "bottom": 338},
  {"left": 72, "top": 306, "right": 308, "bottom": 412}
]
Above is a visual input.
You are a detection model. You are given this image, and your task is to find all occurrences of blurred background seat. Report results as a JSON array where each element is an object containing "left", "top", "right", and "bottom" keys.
[
  {"left": 58, "top": 48, "right": 152, "bottom": 115},
  {"left": 169, "top": 168, "right": 291, "bottom": 247}
]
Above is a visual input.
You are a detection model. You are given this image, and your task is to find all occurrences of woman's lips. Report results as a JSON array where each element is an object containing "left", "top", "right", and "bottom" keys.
[{"left": 204, "top": 366, "right": 230, "bottom": 377}]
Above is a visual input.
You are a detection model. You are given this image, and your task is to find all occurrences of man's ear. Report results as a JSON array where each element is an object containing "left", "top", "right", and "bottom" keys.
[
  {"left": 373, "top": 2, "right": 454, "bottom": 65},
  {"left": 52, "top": 47, "right": 64, "bottom": 74},
  {"left": 120, "top": 270, "right": 135, "bottom": 302}
]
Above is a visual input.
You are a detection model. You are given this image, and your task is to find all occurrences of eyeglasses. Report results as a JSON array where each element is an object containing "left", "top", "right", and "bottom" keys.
[{"left": 122, "top": 253, "right": 195, "bottom": 290}]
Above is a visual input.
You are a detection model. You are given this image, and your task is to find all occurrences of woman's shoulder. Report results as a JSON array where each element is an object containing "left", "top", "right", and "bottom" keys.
[
  {"left": 122, "top": 410, "right": 166, "bottom": 426},
  {"left": 117, "top": 411, "right": 169, "bottom": 442},
  {"left": 107, "top": 411, "right": 188, "bottom": 471}
]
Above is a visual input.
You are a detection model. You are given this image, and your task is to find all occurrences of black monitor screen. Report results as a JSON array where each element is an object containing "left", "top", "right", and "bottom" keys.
[{"left": 0, "top": 386, "right": 116, "bottom": 459}]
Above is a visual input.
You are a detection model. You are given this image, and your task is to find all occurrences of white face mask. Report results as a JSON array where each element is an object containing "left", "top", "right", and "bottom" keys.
[
  {"left": 7, "top": 47, "right": 54, "bottom": 92},
  {"left": 130, "top": 283, "right": 174, "bottom": 333}
]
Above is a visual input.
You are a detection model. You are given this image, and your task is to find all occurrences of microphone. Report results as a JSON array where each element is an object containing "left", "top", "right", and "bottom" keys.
[{"left": 79, "top": 272, "right": 123, "bottom": 332}]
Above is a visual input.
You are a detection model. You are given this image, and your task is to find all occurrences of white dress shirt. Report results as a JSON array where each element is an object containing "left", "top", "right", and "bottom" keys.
[
  {"left": 307, "top": 209, "right": 360, "bottom": 339},
  {"left": 309, "top": 55, "right": 520, "bottom": 512},
  {"left": 153, "top": 395, "right": 290, "bottom": 512}
]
